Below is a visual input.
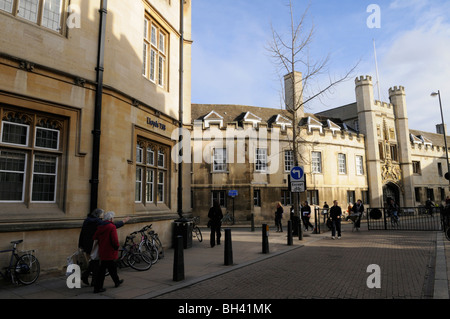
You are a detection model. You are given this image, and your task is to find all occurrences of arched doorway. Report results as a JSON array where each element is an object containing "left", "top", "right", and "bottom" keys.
[{"left": 383, "top": 182, "right": 400, "bottom": 207}]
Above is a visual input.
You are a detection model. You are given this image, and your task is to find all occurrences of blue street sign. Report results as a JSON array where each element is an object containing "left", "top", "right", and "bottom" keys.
[
  {"left": 290, "top": 166, "right": 305, "bottom": 181},
  {"left": 228, "top": 190, "right": 238, "bottom": 197}
]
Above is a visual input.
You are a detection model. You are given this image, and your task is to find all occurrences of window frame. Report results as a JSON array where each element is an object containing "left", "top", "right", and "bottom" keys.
[
  {"left": 338, "top": 153, "right": 347, "bottom": 175},
  {"left": 311, "top": 151, "right": 322, "bottom": 174},
  {"left": 143, "top": 14, "right": 168, "bottom": 89},
  {"left": 255, "top": 148, "right": 268, "bottom": 172},
  {"left": 0, "top": 0, "right": 67, "bottom": 34}
]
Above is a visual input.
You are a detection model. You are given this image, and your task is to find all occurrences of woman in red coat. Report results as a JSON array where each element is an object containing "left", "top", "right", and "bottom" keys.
[{"left": 93, "top": 211, "right": 123, "bottom": 293}]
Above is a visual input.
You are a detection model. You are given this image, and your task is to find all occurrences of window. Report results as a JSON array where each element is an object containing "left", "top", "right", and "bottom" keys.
[
  {"left": 311, "top": 152, "right": 322, "bottom": 174},
  {"left": 135, "top": 140, "right": 168, "bottom": 206},
  {"left": 412, "top": 161, "right": 421, "bottom": 175},
  {"left": 0, "top": 109, "right": 63, "bottom": 203},
  {"left": 356, "top": 155, "right": 364, "bottom": 175},
  {"left": 440, "top": 187, "right": 445, "bottom": 202},
  {"left": 213, "top": 148, "right": 226, "bottom": 172},
  {"left": 255, "top": 148, "right": 267, "bottom": 172},
  {"left": 253, "top": 189, "right": 261, "bottom": 207},
  {"left": 390, "top": 144, "right": 398, "bottom": 161},
  {"left": 212, "top": 190, "right": 226, "bottom": 207},
  {"left": 307, "top": 190, "right": 319, "bottom": 205},
  {"left": 347, "top": 190, "right": 355, "bottom": 204},
  {"left": 284, "top": 150, "right": 293, "bottom": 172},
  {"left": 414, "top": 187, "right": 421, "bottom": 202},
  {"left": 338, "top": 153, "right": 347, "bottom": 174},
  {"left": 438, "top": 163, "right": 443, "bottom": 177},
  {"left": 362, "top": 191, "right": 370, "bottom": 205},
  {"left": 0, "top": 0, "right": 65, "bottom": 32},
  {"left": 378, "top": 142, "right": 384, "bottom": 160},
  {"left": 143, "top": 15, "right": 168, "bottom": 88},
  {"left": 281, "top": 190, "right": 291, "bottom": 206},
  {"left": 426, "top": 188, "right": 434, "bottom": 201}
]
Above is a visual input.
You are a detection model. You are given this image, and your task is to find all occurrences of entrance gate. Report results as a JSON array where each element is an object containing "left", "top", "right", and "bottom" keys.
[{"left": 367, "top": 207, "right": 443, "bottom": 231}]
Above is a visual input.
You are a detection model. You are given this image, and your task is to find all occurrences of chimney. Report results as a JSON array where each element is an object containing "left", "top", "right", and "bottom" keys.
[{"left": 284, "top": 71, "right": 304, "bottom": 120}]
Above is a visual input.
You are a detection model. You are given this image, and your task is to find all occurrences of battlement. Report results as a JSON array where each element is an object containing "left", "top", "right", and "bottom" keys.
[
  {"left": 374, "top": 100, "right": 393, "bottom": 109},
  {"left": 355, "top": 75, "right": 373, "bottom": 85},
  {"left": 389, "top": 86, "right": 405, "bottom": 95}
]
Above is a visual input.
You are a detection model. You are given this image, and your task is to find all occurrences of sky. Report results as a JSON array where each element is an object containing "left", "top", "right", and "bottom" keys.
[{"left": 191, "top": 0, "right": 450, "bottom": 134}]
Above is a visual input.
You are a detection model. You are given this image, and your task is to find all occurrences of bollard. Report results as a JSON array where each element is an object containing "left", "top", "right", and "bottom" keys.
[
  {"left": 173, "top": 235, "right": 185, "bottom": 282},
  {"left": 262, "top": 224, "right": 269, "bottom": 254},
  {"left": 251, "top": 213, "right": 255, "bottom": 232},
  {"left": 298, "top": 218, "right": 303, "bottom": 240},
  {"left": 287, "top": 220, "right": 293, "bottom": 246},
  {"left": 224, "top": 229, "right": 233, "bottom": 265}
]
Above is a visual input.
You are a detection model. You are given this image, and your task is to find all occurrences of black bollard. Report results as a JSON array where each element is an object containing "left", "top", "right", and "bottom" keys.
[
  {"left": 298, "top": 218, "right": 303, "bottom": 240},
  {"left": 262, "top": 224, "right": 269, "bottom": 254},
  {"left": 251, "top": 213, "right": 255, "bottom": 232},
  {"left": 287, "top": 220, "right": 293, "bottom": 246},
  {"left": 173, "top": 235, "right": 185, "bottom": 282},
  {"left": 224, "top": 228, "right": 233, "bottom": 266}
]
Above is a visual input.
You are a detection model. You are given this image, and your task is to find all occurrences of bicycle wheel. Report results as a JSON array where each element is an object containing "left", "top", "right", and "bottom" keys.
[
  {"left": 140, "top": 242, "right": 158, "bottom": 264},
  {"left": 152, "top": 234, "right": 164, "bottom": 258},
  {"left": 193, "top": 226, "right": 203, "bottom": 242},
  {"left": 15, "top": 254, "right": 40, "bottom": 285},
  {"left": 127, "top": 251, "right": 152, "bottom": 271}
]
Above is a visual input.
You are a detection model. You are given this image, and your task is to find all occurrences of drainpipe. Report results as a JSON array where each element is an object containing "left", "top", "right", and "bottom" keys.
[
  {"left": 177, "top": 0, "right": 184, "bottom": 220},
  {"left": 90, "top": 0, "right": 107, "bottom": 213}
]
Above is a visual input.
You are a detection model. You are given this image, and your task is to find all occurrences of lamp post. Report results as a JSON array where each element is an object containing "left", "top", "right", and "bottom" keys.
[{"left": 431, "top": 90, "right": 450, "bottom": 186}]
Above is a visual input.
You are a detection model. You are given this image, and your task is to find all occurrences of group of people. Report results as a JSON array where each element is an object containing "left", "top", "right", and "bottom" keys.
[{"left": 78, "top": 209, "right": 130, "bottom": 293}]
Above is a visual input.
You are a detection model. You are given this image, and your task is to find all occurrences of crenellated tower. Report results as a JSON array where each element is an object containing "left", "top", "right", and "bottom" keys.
[
  {"left": 389, "top": 86, "right": 415, "bottom": 207},
  {"left": 355, "top": 76, "right": 384, "bottom": 207}
]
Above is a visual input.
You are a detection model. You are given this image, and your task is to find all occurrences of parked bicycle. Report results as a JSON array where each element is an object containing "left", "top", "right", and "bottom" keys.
[
  {"left": 0, "top": 240, "right": 40, "bottom": 285},
  {"left": 192, "top": 216, "right": 203, "bottom": 242},
  {"left": 136, "top": 225, "right": 160, "bottom": 265},
  {"left": 117, "top": 233, "right": 152, "bottom": 271}
]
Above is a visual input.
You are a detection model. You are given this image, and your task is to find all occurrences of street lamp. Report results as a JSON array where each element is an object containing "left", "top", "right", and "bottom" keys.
[{"left": 431, "top": 90, "right": 450, "bottom": 185}]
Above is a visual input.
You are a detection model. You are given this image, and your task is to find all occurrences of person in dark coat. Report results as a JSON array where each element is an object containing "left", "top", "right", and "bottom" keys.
[
  {"left": 351, "top": 199, "right": 364, "bottom": 229},
  {"left": 208, "top": 200, "right": 223, "bottom": 247},
  {"left": 93, "top": 211, "right": 123, "bottom": 293},
  {"left": 275, "top": 202, "right": 284, "bottom": 232},
  {"left": 329, "top": 200, "right": 342, "bottom": 239},
  {"left": 78, "top": 208, "right": 129, "bottom": 286},
  {"left": 301, "top": 201, "right": 314, "bottom": 231}
]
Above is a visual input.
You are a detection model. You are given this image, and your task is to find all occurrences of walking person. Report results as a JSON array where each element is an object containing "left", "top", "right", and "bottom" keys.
[
  {"left": 330, "top": 200, "right": 342, "bottom": 239},
  {"left": 78, "top": 208, "right": 129, "bottom": 286},
  {"left": 301, "top": 201, "right": 314, "bottom": 231},
  {"left": 93, "top": 211, "right": 123, "bottom": 293},
  {"left": 208, "top": 199, "right": 223, "bottom": 247},
  {"left": 275, "top": 202, "right": 284, "bottom": 232},
  {"left": 351, "top": 199, "right": 364, "bottom": 230}
]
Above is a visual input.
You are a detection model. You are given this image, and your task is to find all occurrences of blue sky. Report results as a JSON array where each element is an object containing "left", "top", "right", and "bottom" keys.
[{"left": 191, "top": 0, "right": 450, "bottom": 133}]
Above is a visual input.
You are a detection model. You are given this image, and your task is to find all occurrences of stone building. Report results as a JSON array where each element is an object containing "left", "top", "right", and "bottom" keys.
[
  {"left": 0, "top": 0, "right": 192, "bottom": 271},
  {"left": 190, "top": 74, "right": 449, "bottom": 224}
]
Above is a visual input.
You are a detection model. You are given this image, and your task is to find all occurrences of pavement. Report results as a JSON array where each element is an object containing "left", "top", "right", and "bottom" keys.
[{"left": 0, "top": 221, "right": 449, "bottom": 300}]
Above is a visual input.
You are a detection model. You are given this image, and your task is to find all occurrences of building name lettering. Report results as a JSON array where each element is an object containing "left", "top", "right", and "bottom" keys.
[{"left": 147, "top": 117, "right": 166, "bottom": 131}]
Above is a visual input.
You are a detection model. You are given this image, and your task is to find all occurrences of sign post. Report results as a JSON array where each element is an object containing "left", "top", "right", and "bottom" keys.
[{"left": 228, "top": 190, "right": 238, "bottom": 225}]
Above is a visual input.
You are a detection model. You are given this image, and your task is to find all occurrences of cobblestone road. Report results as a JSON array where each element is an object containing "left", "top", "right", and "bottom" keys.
[{"left": 155, "top": 230, "right": 436, "bottom": 299}]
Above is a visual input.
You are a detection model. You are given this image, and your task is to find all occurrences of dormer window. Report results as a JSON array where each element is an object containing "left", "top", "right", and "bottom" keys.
[
  {"left": 327, "top": 119, "right": 341, "bottom": 135},
  {"left": 243, "top": 112, "right": 261, "bottom": 128},
  {"left": 274, "top": 114, "right": 292, "bottom": 130},
  {"left": 307, "top": 117, "right": 323, "bottom": 133},
  {"left": 203, "top": 111, "right": 224, "bottom": 128},
  {"left": 410, "top": 134, "right": 422, "bottom": 145}
]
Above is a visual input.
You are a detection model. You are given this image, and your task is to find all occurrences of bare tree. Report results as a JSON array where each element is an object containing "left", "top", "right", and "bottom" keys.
[{"left": 267, "top": 0, "right": 358, "bottom": 234}]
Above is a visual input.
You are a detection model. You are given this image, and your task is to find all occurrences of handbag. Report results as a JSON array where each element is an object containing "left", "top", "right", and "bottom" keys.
[{"left": 90, "top": 239, "right": 99, "bottom": 261}]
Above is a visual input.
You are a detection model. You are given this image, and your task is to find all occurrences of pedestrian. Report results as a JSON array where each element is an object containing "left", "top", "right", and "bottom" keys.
[
  {"left": 93, "top": 211, "right": 123, "bottom": 293},
  {"left": 387, "top": 198, "right": 399, "bottom": 221},
  {"left": 322, "top": 201, "right": 329, "bottom": 224},
  {"left": 350, "top": 199, "right": 364, "bottom": 230},
  {"left": 275, "top": 202, "right": 284, "bottom": 232},
  {"left": 208, "top": 199, "right": 223, "bottom": 247},
  {"left": 330, "top": 200, "right": 342, "bottom": 239},
  {"left": 78, "top": 208, "right": 129, "bottom": 286},
  {"left": 425, "top": 198, "right": 434, "bottom": 216},
  {"left": 301, "top": 201, "right": 314, "bottom": 231}
]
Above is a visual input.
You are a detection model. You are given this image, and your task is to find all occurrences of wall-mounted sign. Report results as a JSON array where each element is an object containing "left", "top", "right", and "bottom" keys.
[{"left": 147, "top": 117, "right": 166, "bottom": 131}]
